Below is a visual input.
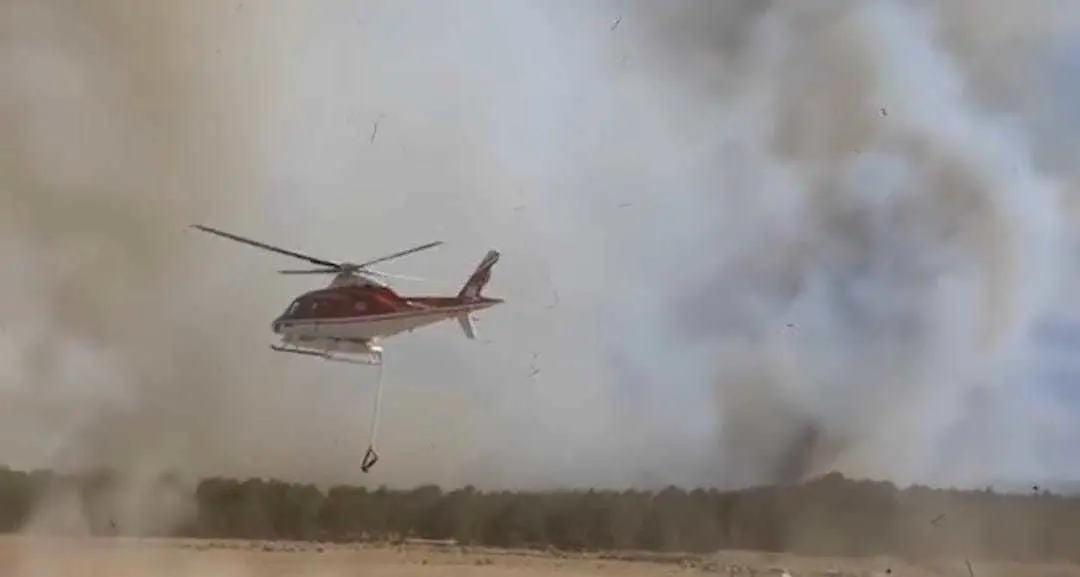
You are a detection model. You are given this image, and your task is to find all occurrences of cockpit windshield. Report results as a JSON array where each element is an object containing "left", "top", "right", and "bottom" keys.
[{"left": 283, "top": 298, "right": 303, "bottom": 318}]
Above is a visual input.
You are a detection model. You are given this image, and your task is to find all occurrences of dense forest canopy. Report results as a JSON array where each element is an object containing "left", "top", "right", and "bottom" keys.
[{"left": 0, "top": 466, "right": 1076, "bottom": 563}]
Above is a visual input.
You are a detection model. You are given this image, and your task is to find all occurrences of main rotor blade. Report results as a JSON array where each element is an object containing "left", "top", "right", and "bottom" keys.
[
  {"left": 354, "top": 240, "right": 444, "bottom": 269},
  {"left": 192, "top": 225, "right": 341, "bottom": 269},
  {"left": 279, "top": 268, "right": 342, "bottom": 275}
]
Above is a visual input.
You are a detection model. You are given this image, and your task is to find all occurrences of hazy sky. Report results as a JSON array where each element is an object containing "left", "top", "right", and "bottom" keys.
[{"left": 2, "top": 0, "right": 1080, "bottom": 491}]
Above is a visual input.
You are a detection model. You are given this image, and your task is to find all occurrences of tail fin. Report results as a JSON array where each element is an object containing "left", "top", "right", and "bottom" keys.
[
  {"left": 457, "top": 313, "right": 478, "bottom": 339},
  {"left": 457, "top": 250, "right": 500, "bottom": 300},
  {"left": 455, "top": 250, "right": 500, "bottom": 340}
]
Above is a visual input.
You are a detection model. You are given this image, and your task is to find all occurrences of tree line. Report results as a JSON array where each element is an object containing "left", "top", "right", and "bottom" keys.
[{"left": 0, "top": 466, "right": 1077, "bottom": 563}]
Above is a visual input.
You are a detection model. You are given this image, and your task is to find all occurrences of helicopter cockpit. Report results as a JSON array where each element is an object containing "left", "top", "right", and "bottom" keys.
[{"left": 277, "top": 297, "right": 313, "bottom": 321}]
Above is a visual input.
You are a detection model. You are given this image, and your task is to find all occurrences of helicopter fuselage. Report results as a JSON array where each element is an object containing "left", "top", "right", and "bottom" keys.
[{"left": 272, "top": 284, "right": 502, "bottom": 344}]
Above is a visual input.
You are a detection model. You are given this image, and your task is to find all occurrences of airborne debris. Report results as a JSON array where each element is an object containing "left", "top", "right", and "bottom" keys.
[{"left": 370, "top": 113, "right": 385, "bottom": 143}]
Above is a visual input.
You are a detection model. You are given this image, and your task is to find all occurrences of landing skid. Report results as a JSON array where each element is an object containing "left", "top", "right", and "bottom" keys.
[
  {"left": 270, "top": 344, "right": 382, "bottom": 366},
  {"left": 270, "top": 343, "right": 386, "bottom": 473}
]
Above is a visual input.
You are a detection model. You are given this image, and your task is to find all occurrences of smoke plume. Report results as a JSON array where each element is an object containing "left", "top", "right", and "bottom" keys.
[
  {"left": 2, "top": 0, "right": 1080, "bottom": 503},
  {"left": 264, "top": 0, "right": 1080, "bottom": 489},
  {"left": 600, "top": 0, "right": 1080, "bottom": 487},
  {"left": 0, "top": 0, "right": 298, "bottom": 536}
]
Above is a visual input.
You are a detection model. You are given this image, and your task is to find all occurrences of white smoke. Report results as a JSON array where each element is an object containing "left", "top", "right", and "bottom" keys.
[
  {"left": 2, "top": 0, "right": 1080, "bottom": 496},
  {"left": 581, "top": 0, "right": 1079, "bottom": 487}
]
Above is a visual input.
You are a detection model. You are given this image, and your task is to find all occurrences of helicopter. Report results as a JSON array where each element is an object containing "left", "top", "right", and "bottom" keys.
[{"left": 191, "top": 224, "right": 503, "bottom": 471}]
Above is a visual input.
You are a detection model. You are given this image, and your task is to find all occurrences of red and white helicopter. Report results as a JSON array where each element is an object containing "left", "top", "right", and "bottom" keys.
[{"left": 192, "top": 224, "right": 503, "bottom": 471}]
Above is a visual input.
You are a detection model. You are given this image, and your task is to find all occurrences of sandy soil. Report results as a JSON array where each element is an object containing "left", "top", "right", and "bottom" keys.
[{"left": 0, "top": 536, "right": 1075, "bottom": 577}]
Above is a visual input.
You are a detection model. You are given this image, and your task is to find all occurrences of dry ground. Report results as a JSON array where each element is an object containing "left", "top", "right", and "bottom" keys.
[{"left": 0, "top": 536, "right": 1075, "bottom": 577}]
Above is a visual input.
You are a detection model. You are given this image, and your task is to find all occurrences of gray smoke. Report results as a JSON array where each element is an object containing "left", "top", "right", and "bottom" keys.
[
  {"left": 0, "top": 0, "right": 306, "bottom": 532},
  {"left": 2, "top": 0, "right": 1079, "bottom": 496},
  {"left": 603, "top": 0, "right": 1079, "bottom": 487},
  {"left": 253, "top": 0, "right": 1080, "bottom": 489}
]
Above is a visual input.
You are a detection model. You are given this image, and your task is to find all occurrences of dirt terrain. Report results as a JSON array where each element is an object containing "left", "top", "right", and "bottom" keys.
[{"left": 0, "top": 537, "right": 1075, "bottom": 577}]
